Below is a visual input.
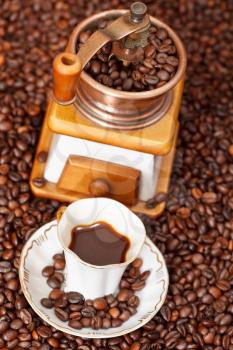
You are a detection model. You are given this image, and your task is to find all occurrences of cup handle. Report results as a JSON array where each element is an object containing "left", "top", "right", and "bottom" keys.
[{"left": 56, "top": 206, "right": 67, "bottom": 223}]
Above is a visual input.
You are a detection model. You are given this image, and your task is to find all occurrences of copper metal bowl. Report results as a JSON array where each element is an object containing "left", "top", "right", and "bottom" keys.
[{"left": 67, "top": 10, "right": 187, "bottom": 130}]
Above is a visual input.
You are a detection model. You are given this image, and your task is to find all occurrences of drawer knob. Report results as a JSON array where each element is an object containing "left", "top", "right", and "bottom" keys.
[{"left": 89, "top": 178, "right": 111, "bottom": 197}]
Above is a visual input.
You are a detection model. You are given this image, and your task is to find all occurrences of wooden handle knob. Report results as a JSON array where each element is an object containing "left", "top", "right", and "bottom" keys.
[
  {"left": 89, "top": 179, "right": 111, "bottom": 197},
  {"left": 53, "top": 53, "right": 82, "bottom": 103}
]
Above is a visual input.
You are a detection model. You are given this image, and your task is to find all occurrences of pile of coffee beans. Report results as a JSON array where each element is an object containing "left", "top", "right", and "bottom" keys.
[
  {"left": 40, "top": 254, "right": 150, "bottom": 330},
  {"left": 0, "top": 0, "right": 233, "bottom": 349},
  {"left": 77, "top": 22, "right": 179, "bottom": 91}
]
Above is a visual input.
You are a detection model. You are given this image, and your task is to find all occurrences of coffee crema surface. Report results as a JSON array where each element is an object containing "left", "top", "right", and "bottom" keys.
[{"left": 69, "top": 222, "right": 130, "bottom": 265}]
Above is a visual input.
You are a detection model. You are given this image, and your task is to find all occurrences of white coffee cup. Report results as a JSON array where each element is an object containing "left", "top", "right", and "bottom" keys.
[{"left": 57, "top": 198, "right": 146, "bottom": 299}]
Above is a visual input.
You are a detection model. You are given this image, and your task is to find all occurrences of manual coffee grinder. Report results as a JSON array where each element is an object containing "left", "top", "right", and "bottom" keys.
[{"left": 30, "top": 2, "right": 187, "bottom": 217}]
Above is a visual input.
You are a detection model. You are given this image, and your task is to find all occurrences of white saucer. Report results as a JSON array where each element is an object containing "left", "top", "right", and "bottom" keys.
[{"left": 19, "top": 220, "right": 169, "bottom": 338}]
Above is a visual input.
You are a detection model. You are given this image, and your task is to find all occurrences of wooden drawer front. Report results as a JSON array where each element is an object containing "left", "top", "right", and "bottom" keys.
[{"left": 57, "top": 155, "right": 141, "bottom": 206}]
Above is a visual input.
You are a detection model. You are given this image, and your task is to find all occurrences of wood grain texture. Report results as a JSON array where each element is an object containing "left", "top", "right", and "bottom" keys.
[
  {"left": 30, "top": 107, "right": 179, "bottom": 216},
  {"left": 57, "top": 155, "right": 141, "bottom": 206}
]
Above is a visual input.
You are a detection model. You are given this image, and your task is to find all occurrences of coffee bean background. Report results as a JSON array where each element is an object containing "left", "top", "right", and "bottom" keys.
[{"left": 0, "top": 1, "right": 233, "bottom": 349}]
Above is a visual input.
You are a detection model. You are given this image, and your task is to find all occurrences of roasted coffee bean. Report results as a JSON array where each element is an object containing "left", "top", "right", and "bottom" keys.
[
  {"left": 53, "top": 258, "right": 65, "bottom": 270},
  {"left": 3, "top": 329, "right": 18, "bottom": 341},
  {"left": 122, "top": 78, "right": 133, "bottom": 91},
  {"left": 102, "top": 317, "right": 111, "bottom": 329},
  {"left": 144, "top": 75, "right": 159, "bottom": 85},
  {"left": 0, "top": 320, "right": 9, "bottom": 333},
  {"left": 68, "top": 319, "right": 82, "bottom": 329},
  {"left": 91, "top": 316, "right": 103, "bottom": 330},
  {"left": 131, "top": 280, "right": 145, "bottom": 291},
  {"left": 130, "top": 342, "right": 141, "bottom": 350},
  {"left": 192, "top": 253, "right": 204, "bottom": 265},
  {"left": 129, "top": 267, "right": 140, "bottom": 278},
  {"left": 47, "top": 277, "right": 61, "bottom": 289},
  {"left": 69, "top": 303, "right": 83, "bottom": 311},
  {"left": 222, "top": 334, "right": 230, "bottom": 349},
  {"left": 55, "top": 308, "right": 69, "bottom": 322},
  {"left": 65, "top": 292, "right": 84, "bottom": 304},
  {"left": 48, "top": 338, "right": 60, "bottom": 348},
  {"left": 19, "top": 309, "right": 32, "bottom": 325},
  {"left": 216, "top": 280, "right": 231, "bottom": 291},
  {"left": 209, "top": 286, "right": 222, "bottom": 299},
  {"left": 108, "top": 337, "right": 123, "bottom": 346},
  {"left": 53, "top": 272, "right": 64, "bottom": 284},
  {"left": 53, "top": 253, "right": 64, "bottom": 260},
  {"left": 112, "top": 319, "right": 123, "bottom": 328},
  {"left": 218, "top": 314, "right": 232, "bottom": 326},
  {"left": 106, "top": 294, "right": 116, "bottom": 305},
  {"left": 41, "top": 298, "right": 54, "bottom": 309},
  {"left": 156, "top": 53, "right": 168, "bottom": 64},
  {"left": 0, "top": 258, "right": 11, "bottom": 271},
  {"left": 49, "top": 289, "right": 63, "bottom": 300},
  {"left": 132, "top": 258, "right": 143, "bottom": 269},
  {"left": 166, "top": 55, "right": 179, "bottom": 66},
  {"left": 202, "top": 192, "right": 218, "bottom": 204},
  {"left": 108, "top": 307, "right": 120, "bottom": 319},
  {"left": 69, "top": 311, "right": 81, "bottom": 319},
  {"left": 111, "top": 71, "right": 120, "bottom": 80},
  {"left": 37, "top": 326, "right": 52, "bottom": 338},
  {"left": 145, "top": 45, "right": 156, "bottom": 58},
  {"left": 15, "top": 296, "right": 27, "bottom": 310},
  {"left": 6, "top": 278, "right": 18, "bottom": 291},
  {"left": 81, "top": 317, "right": 92, "bottom": 327},
  {"left": 85, "top": 299, "right": 93, "bottom": 306},
  {"left": 54, "top": 297, "right": 68, "bottom": 309},
  {"left": 157, "top": 70, "right": 170, "bottom": 81},
  {"left": 213, "top": 299, "right": 226, "bottom": 313},
  {"left": 160, "top": 305, "right": 171, "bottom": 322},
  {"left": 156, "top": 28, "right": 168, "bottom": 40},
  {"left": 163, "top": 63, "right": 175, "bottom": 73},
  {"left": 93, "top": 297, "right": 107, "bottom": 310},
  {"left": 81, "top": 306, "right": 96, "bottom": 318},
  {"left": 10, "top": 319, "right": 23, "bottom": 330},
  {"left": 139, "top": 270, "right": 150, "bottom": 281},
  {"left": 119, "top": 310, "right": 131, "bottom": 321},
  {"left": 37, "top": 342, "right": 50, "bottom": 349},
  {"left": 42, "top": 266, "right": 54, "bottom": 277},
  {"left": 128, "top": 296, "right": 140, "bottom": 307},
  {"left": 90, "top": 61, "right": 101, "bottom": 75},
  {"left": 32, "top": 177, "right": 45, "bottom": 188},
  {"left": 117, "top": 289, "right": 133, "bottom": 302},
  {"left": 78, "top": 346, "right": 91, "bottom": 350}
]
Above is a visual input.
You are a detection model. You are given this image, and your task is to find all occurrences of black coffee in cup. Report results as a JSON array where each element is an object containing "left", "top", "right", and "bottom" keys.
[{"left": 68, "top": 221, "right": 130, "bottom": 266}]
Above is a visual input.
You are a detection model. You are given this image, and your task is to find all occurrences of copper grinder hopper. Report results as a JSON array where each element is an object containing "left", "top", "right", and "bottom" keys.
[{"left": 53, "top": 2, "right": 187, "bottom": 130}]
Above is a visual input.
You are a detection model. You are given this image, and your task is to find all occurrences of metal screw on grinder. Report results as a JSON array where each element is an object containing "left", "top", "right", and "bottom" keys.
[{"left": 130, "top": 2, "right": 148, "bottom": 23}]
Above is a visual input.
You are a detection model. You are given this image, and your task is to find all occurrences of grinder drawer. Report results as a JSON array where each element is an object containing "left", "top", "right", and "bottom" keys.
[{"left": 57, "top": 155, "right": 141, "bottom": 206}]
